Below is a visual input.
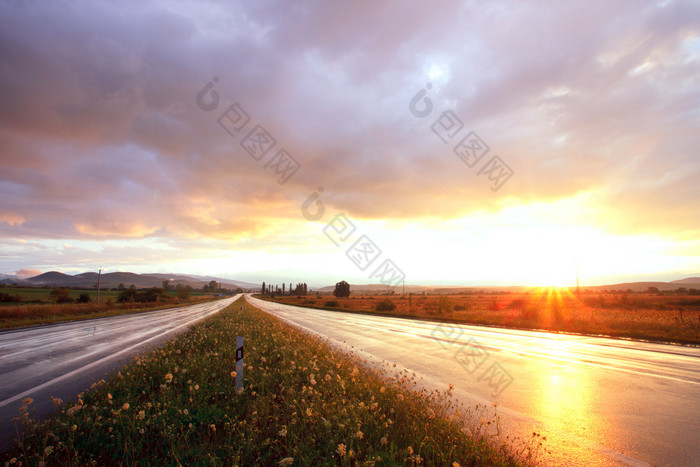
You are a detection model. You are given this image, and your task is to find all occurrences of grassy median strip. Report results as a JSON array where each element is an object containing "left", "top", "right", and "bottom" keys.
[{"left": 2, "top": 297, "right": 533, "bottom": 466}]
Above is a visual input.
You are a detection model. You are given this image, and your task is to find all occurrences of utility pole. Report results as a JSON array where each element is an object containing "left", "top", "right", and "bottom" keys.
[{"left": 97, "top": 267, "right": 102, "bottom": 304}]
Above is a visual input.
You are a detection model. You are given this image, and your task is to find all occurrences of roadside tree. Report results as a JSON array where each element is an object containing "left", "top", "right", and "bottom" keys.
[{"left": 333, "top": 281, "right": 350, "bottom": 298}]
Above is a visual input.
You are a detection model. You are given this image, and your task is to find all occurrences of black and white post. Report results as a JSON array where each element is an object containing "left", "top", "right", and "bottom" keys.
[{"left": 235, "top": 336, "right": 244, "bottom": 392}]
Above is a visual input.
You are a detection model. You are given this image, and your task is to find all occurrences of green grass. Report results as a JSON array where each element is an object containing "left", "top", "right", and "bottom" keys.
[
  {"left": 0, "top": 287, "right": 121, "bottom": 304},
  {"left": 2, "top": 297, "right": 536, "bottom": 466},
  {"left": 0, "top": 287, "right": 210, "bottom": 305}
]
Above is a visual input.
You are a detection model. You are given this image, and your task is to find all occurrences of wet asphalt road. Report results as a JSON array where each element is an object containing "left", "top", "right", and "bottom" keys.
[
  {"left": 0, "top": 295, "right": 239, "bottom": 452},
  {"left": 248, "top": 295, "right": 700, "bottom": 466}
]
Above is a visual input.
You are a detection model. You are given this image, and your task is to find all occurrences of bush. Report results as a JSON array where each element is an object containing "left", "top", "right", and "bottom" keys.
[
  {"left": 176, "top": 284, "right": 192, "bottom": 300},
  {"left": 49, "top": 288, "right": 73, "bottom": 304},
  {"left": 375, "top": 298, "right": 396, "bottom": 311},
  {"left": 117, "top": 285, "right": 138, "bottom": 303},
  {"left": 77, "top": 293, "right": 92, "bottom": 304},
  {"left": 324, "top": 300, "right": 340, "bottom": 307},
  {"left": 137, "top": 287, "right": 167, "bottom": 303},
  {"left": 0, "top": 292, "right": 21, "bottom": 303}
]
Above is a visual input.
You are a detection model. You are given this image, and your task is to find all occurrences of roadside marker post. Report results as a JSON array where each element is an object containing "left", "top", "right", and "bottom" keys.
[{"left": 235, "top": 336, "right": 244, "bottom": 392}]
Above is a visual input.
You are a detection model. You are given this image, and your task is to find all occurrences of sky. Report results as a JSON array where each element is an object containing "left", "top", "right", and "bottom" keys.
[{"left": 1, "top": 0, "right": 699, "bottom": 288}]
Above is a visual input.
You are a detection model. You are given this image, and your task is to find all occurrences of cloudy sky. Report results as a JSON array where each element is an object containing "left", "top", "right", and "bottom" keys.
[{"left": 1, "top": 0, "right": 699, "bottom": 287}]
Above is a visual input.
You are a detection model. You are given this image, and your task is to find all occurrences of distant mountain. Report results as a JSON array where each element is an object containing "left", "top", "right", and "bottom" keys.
[
  {"left": 175, "top": 274, "right": 259, "bottom": 291},
  {"left": 583, "top": 279, "right": 700, "bottom": 292},
  {"left": 669, "top": 277, "right": 700, "bottom": 285},
  {"left": 97, "top": 272, "right": 164, "bottom": 288},
  {"left": 0, "top": 273, "right": 19, "bottom": 285},
  {"left": 17, "top": 271, "right": 258, "bottom": 290},
  {"left": 26, "top": 271, "right": 87, "bottom": 287}
]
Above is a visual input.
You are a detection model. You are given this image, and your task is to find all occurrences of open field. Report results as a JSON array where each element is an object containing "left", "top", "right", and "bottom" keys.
[
  {"left": 0, "top": 294, "right": 223, "bottom": 329},
  {"left": 265, "top": 289, "right": 700, "bottom": 345},
  {"left": 0, "top": 287, "right": 211, "bottom": 305},
  {"left": 1, "top": 297, "right": 534, "bottom": 466}
]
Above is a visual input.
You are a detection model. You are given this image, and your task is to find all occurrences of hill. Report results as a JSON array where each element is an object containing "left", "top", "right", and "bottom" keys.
[
  {"left": 25, "top": 271, "right": 87, "bottom": 287},
  {"left": 669, "top": 277, "right": 700, "bottom": 286},
  {"left": 15, "top": 271, "right": 258, "bottom": 290}
]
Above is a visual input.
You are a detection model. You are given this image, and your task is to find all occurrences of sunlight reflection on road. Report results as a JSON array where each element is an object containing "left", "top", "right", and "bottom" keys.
[{"left": 250, "top": 295, "right": 699, "bottom": 466}]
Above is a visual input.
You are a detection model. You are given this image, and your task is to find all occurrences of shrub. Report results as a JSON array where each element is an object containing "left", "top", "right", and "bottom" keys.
[
  {"left": 176, "top": 284, "right": 192, "bottom": 300},
  {"left": 77, "top": 293, "right": 92, "bottom": 304},
  {"left": 49, "top": 288, "right": 73, "bottom": 304},
  {"left": 0, "top": 292, "right": 21, "bottom": 303},
  {"left": 375, "top": 298, "right": 396, "bottom": 311},
  {"left": 117, "top": 285, "right": 137, "bottom": 303},
  {"left": 324, "top": 300, "right": 340, "bottom": 307}
]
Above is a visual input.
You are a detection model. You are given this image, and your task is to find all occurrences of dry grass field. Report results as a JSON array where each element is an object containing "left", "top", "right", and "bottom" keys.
[{"left": 267, "top": 289, "right": 700, "bottom": 345}]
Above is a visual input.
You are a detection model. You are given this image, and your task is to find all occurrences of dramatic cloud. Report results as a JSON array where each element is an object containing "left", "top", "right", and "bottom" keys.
[
  {"left": 0, "top": 0, "right": 698, "bottom": 284},
  {"left": 15, "top": 268, "right": 41, "bottom": 280}
]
